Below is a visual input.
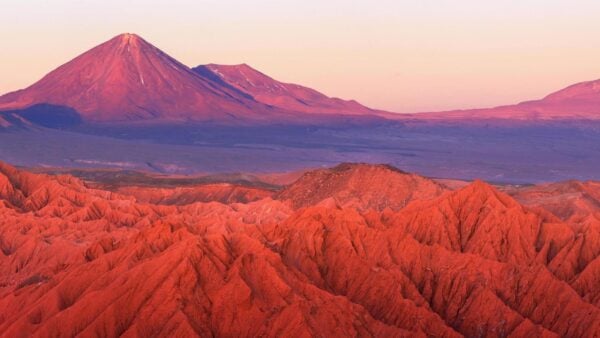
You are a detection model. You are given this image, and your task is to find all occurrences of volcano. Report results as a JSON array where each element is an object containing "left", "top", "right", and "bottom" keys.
[
  {"left": 0, "top": 34, "right": 280, "bottom": 123},
  {"left": 0, "top": 34, "right": 392, "bottom": 124}
]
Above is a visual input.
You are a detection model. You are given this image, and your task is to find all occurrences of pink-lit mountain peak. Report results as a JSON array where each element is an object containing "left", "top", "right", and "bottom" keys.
[
  {"left": 0, "top": 33, "right": 393, "bottom": 123},
  {"left": 412, "top": 76, "right": 600, "bottom": 120},
  {"left": 0, "top": 33, "right": 269, "bottom": 122},
  {"left": 195, "top": 63, "right": 382, "bottom": 115},
  {"left": 543, "top": 78, "right": 600, "bottom": 102},
  {"left": 206, "top": 63, "right": 306, "bottom": 95}
]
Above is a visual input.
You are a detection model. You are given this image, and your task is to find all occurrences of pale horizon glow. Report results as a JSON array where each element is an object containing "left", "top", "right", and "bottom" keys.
[{"left": 2, "top": 0, "right": 600, "bottom": 113}]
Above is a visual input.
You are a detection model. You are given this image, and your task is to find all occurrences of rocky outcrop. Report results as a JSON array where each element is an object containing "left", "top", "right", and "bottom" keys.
[{"left": 277, "top": 163, "right": 447, "bottom": 211}]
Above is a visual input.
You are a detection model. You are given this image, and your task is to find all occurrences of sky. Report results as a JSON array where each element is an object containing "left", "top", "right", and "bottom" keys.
[{"left": 2, "top": 0, "right": 600, "bottom": 113}]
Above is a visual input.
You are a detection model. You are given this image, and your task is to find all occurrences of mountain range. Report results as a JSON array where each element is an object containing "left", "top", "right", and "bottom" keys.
[
  {"left": 1, "top": 33, "right": 600, "bottom": 183},
  {"left": 0, "top": 33, "right": 389, "bottom": 125},
  {"left": 416, "top": 78, "right": 600, "bottom": 120},
  {"left": 1, "top": 33, "right": 599, "bottom": 126}
]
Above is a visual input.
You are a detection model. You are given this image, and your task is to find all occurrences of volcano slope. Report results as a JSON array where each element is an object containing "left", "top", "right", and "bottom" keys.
[{"left": 0, "top": 162, "right": 599, "bottom": 337}]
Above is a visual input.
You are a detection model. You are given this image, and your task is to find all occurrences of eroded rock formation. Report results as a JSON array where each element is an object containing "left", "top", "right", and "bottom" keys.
[{"left": 0, "top": 162, "right": 599, "bottom": 337}]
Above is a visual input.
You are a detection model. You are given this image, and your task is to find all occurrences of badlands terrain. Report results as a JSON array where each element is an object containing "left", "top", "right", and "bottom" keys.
[{"left": 1, "top": 161, "right": 599, "bottom": 337}]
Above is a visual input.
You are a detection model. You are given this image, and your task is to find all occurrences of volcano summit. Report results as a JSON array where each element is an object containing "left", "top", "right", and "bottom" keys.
[{"left": 0, "top": 34, "right": 388, "bottom": 124}]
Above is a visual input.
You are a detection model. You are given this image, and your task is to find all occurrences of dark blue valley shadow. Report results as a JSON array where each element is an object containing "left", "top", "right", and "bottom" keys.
[{"left": 1, "top": 104, "right": 83, "bottom": 129}]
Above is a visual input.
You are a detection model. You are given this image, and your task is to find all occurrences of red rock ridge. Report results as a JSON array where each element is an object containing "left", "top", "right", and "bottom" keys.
[
  {"left": 1, "top": 161, "right": 599, "bottom": 337},
  {"left": 277, "top": 163, "right": 448, "bottom": 211}
]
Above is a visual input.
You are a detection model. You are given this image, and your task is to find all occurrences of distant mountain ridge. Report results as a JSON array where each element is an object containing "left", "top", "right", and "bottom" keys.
[
  {"left": 410, "top": 78, "right": 600, "bottom": 121},
  {"left": 193, "top": 64, "right": 383, "bottom": 116},
  {"left": 0, "top": 33, "right": 388, "bottom": 124},
  {"left": 0, "top": 32, "right": 599, "bottom": 124},
  {"left": 543, "top": 79, "right": 600, "bottom": 102}
]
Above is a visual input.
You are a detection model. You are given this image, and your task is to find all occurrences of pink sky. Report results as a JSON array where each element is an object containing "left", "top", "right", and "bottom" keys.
[{"left": 2, "top": 0, "right": 600, "bottom": 113}]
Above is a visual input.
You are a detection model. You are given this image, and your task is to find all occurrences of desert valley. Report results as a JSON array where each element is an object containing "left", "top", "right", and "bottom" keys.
[{"left": 1, "top": 30, "right": 600, "bottom": 338}]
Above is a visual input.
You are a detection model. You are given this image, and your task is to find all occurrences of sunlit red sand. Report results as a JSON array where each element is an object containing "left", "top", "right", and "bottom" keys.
[{"left": 1, "top": 162, "right": 599, "bottom": 337}]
